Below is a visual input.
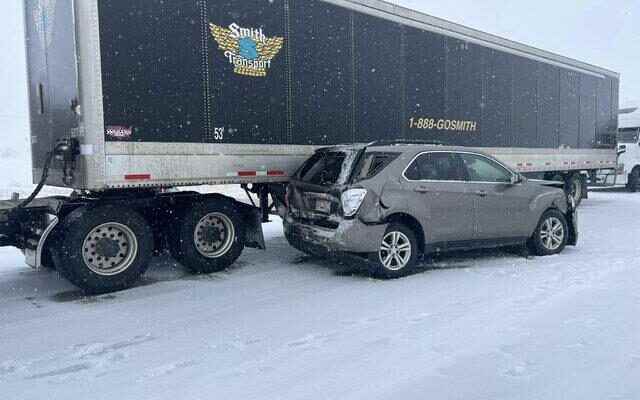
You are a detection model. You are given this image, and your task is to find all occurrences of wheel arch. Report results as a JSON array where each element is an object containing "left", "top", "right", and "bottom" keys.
[{"left": 384, "top": 213, "right": 426, "bottom": 255}]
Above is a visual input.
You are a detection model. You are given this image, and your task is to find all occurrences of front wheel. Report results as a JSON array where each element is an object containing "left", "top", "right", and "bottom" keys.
[
  {"left": 170, "top": 200, "right": 245, "bottom": 274},
  {"left": 51, "top": 206, "right": 154, "bottom": 294},
  {"left": 528, "top": 209, "right": 569, "bottom": 256},
  {"left": 368, "top": 224, "right": 419, "bottom": 279}
]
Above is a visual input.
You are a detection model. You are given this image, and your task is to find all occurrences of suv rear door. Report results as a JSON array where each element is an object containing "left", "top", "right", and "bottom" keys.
[
  {"left": 459, "top": 153, "right": 531, "bottom": 240},
  {"left": 402, "top": 152, "right": 475, "bottom": 246}
]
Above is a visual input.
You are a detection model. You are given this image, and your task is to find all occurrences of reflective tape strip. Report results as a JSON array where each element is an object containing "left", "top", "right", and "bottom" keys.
[
  {"left": 125, "top": 174, "right": 151, "bottom": 181},
  {"left": 227, "top": 170, "right": 287, "bottom": 178},
  {"left": 238, "top": 171, "right": 257, "bottom": 177}
]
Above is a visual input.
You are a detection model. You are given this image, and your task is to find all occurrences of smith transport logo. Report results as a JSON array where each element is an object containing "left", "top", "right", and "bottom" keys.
[{"left": 210, "top": 23, "right": 284, "bottom": 77}]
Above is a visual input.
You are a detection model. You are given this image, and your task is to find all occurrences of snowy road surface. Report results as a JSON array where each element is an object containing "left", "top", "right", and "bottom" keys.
[{"left": 1, "top": 190, "right": 639, "bottom": 400}]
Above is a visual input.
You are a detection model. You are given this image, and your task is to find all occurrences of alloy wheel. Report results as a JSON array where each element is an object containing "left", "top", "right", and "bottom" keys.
[
  {"left": 379, "top": 231, "right": 412, "bottom": 271},
  {"left": 539, "top": 216, "right": 565, "bottom": 251}
]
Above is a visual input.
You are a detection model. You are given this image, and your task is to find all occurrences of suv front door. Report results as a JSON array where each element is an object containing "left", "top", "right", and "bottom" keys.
[
  {"left": 459, "top": 153, "right": 531, "bottom": 240},
  {"left": 402, "top": 152, "right": 476, "bottom": 247}
]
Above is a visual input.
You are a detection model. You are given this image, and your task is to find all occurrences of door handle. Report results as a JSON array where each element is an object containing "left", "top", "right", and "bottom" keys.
[
  {"left": 475, "top": 190, "right": 488, "bottom": 197},
  {"left": 414, "top": 186, "right": 430, "bottom": 194}
]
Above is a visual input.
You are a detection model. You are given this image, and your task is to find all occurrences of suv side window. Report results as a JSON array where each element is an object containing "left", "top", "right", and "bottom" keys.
[
  {"left": 404, "top": 152, "right": 467, "bottom": 181},
  {"left": 460, "top": 153, "right": 512, "bottom": 183}
]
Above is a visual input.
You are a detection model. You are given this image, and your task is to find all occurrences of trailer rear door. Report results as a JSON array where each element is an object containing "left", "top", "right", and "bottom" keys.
[{"left": 24, "top": 0, "right": 80, "bottom": 183}]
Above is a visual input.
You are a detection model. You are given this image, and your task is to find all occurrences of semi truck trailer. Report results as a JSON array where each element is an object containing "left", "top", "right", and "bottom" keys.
[
  {"left": 614, "top": 106, "right": 640, "bottom": 190},
  {"left": 0, "top": 0, "right": 619, "bottom": 293}
]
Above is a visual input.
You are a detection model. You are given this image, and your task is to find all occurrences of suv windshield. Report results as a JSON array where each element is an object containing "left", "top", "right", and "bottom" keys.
[
  {"left": 618, "top": 129, "right": 639, "bottom": 143},
  {"left": 296, "top": 150, "right": 359, "bottom": 186}
]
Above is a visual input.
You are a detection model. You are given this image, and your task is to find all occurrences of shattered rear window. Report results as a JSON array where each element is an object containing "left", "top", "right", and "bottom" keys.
[{"left": 297, "top": 150, "right": 358, "bottom": 186}]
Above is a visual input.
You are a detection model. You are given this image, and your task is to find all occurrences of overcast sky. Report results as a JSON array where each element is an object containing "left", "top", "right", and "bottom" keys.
[{"left": 1, "top": 0, "right": 638, "bottom": 123}]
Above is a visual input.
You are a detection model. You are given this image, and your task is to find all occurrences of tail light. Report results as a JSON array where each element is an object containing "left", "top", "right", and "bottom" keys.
[{"left": 341, "top": 188, "right": 368, "bottom": 217}]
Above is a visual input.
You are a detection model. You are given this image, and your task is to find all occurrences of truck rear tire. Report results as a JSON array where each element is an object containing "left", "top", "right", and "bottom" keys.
[
  {"left": 51, "top": 206, "right": 154, "bottom": 294},
  {"left": 565, "top": 174, "right": 585, "bottom": 207},
  {"left": 627, "top": 167, "right": 640, "bottom": 192},
  {"left": 170, "top": 200, "right": 244, "bottom": 274}
]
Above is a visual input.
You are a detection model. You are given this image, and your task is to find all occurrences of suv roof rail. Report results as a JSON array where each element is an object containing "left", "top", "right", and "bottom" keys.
[
  {"left": 367, "top": 139, "right": 447, "bottom": 147},
  {"left": 313, "top": 139, "right": 447, "bottom": 153}
]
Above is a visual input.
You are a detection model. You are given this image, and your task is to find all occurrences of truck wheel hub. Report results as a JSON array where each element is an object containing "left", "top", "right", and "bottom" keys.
[
  {"left": 194, "top": 212, "right": 235, "bottom": 259},
  {"left": 201, "top": 226, "right": 223, "bottom": 245},
  {"left": 96, "top": 238, "right": 120, "bottom": 258},
  {"left": 82, "top": 222, "right": 138, "bottom": 276}
]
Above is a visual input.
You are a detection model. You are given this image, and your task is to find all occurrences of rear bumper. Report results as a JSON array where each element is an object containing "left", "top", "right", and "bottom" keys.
[{"left": 283, "top": 215, "right": 388, "bottom": 255}]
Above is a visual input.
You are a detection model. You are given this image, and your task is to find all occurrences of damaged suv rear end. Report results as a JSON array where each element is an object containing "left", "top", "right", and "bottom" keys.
[
  {"left": 284, "top": 145, "right": 399, "bottom": 263},
  {"left": 284, "top": 143, "right": 578, "bottom": 278}
]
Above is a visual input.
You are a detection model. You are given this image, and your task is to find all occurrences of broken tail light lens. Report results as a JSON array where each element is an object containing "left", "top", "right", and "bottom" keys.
[{"left": 341, "top": 189, "right": 368, "bottom": 217}]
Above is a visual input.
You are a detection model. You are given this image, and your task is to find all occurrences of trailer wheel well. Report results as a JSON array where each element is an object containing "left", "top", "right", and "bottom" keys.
[{"left": 385, "top": 213, "right": 425, "bottom": 255}]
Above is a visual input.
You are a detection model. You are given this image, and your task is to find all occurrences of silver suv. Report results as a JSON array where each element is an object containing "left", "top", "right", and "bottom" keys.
[{"left": 284, "top": 142, "right": 578, "bottom": 278}]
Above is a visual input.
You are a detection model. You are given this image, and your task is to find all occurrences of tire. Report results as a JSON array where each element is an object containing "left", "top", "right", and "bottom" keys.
[
  {"left": 170, "top": 200, "right": 244, "bottom": 274},
  {"left": 627, "top": 167, "right": 640, "bottom": 192},
  {"left": 565, "top": 174, "right": 585, "bottom": 207},
  {"left": 368, "top": 223, "right": 419, "bottom": 279},
  {"left": 51, "top": 205, "right": 154, "bottom": 294},
  {"left": 41, "top": 247, "right": 56, "bottom": 270},
  {"left": 528, "top": 209, "right": 569, "bottom": 256}
]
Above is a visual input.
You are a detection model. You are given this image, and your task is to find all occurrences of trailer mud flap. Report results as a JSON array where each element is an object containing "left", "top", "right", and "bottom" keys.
[
  {"left": 567, "top": 211, "right": 579, "bottom": 246},
  {"left": 236, "top": 203, "right": 266, "bottom": 250},
  {"left": 24, "top": 215, "right": 59, "bottom": 269}
]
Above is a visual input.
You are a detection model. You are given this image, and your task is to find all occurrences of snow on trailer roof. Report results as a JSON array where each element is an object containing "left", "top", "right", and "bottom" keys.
[{"left": 330, "top": 0, "right": 619, "bottom": 79}]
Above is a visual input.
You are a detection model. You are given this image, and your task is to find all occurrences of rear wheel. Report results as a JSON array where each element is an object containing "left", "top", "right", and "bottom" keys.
[
  {"left": 528, "top": 209, "right": 568, "bottom": 256},
  {"left": 565, "top": 174, "right": 585, "bottom": 207},
  {"left": 368, "top": 224, "right": 419, "bottom": 279},
  {"left": 51, "top": 206, "right": 154, "bottom": 294},
  {"left": 170, "top": 200, "right": 244, "bottom": 274}
]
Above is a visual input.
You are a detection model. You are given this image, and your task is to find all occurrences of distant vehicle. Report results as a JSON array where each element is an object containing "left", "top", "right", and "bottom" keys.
[
  {"left": 615, "top": 106, "right": 640, "bottom": 191},
  {"left": 0, "top": 0, "right": 611, "bottom": 293},
  {"left": 284, "top": 143, "right": 578, "bottom": 278}
]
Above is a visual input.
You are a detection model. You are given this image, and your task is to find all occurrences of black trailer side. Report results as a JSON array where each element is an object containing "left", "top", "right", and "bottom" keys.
[{"left": 96, "top": 0, "right": 618, "bottom": 149}]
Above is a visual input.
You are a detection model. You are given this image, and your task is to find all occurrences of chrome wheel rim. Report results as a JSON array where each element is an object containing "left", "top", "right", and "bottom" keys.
[
  {"left": 82, "top": 223, "right": 138, "bottom": 276},
  {"left": 379, "top": 231, "right": 412, "bottom": 271},
  {"left": 539, "top": 217, "right": 565, "bottom": 251},
  {"left": 194, "top": 213, "right": 235, "bottom": 259}
]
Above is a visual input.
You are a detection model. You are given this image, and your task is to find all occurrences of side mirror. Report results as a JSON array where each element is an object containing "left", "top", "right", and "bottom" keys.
[{"left": 510, "top": 174, "right": 523, "bottom": 185}]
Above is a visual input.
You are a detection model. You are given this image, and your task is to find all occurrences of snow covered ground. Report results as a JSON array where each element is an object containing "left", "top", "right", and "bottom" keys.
[
  {"left": 0, "top": 121, "right": 638, "bottom": 399},
  {"left": 1, "top": 187, "right": 639, "bottom": 399}
]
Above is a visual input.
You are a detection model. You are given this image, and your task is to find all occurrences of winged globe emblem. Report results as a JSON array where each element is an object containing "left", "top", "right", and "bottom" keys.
[{"left": 210, "top": 23, "right": 284, "bottom": 77}]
